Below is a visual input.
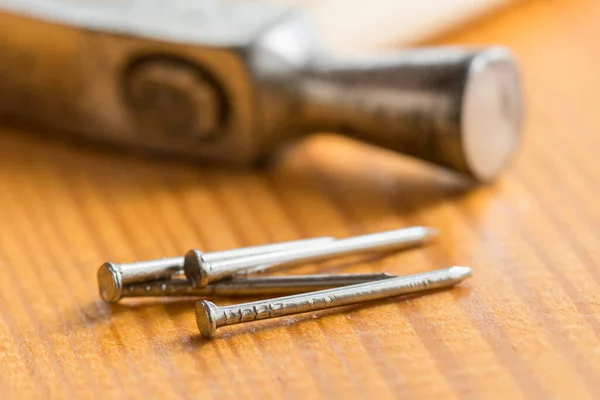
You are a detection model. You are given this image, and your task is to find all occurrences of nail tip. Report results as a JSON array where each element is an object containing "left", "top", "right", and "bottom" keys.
[
  {"left": 423, "top": 227, "right": 440, "bottom": 239},
  {"left": 410, "top": 226, "right": 439, "bottom": 242},
  {"left": 450, "top": 266, "right": 472, "bottom": 280}
]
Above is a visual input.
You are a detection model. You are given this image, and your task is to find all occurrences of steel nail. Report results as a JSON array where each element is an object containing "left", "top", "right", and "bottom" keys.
[
  {"left": 105, "top": 273, "right": 396, "bottom": 302},
  {"left": 196, "top": 266, "right": 471, "bottom": 338},
  {"left": 184, "top": 227, "right": 437, "bottom": 287}
]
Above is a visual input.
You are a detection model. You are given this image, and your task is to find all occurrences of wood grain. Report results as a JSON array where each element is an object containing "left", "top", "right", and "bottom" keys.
[{"left": 1, "top": 0, "right": 600, "bottom": 398}]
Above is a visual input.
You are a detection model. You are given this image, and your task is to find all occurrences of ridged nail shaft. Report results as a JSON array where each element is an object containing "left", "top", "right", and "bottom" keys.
[{"left": 196, "top": 266, "right": 471, "bottom": 338}]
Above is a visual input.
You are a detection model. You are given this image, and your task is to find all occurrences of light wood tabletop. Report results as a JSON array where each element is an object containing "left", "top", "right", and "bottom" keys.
[{"left": 1, "top": 0, "right": 600, "bottom": 398}]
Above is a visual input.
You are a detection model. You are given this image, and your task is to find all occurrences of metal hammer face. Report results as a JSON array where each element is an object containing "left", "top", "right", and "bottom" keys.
[{"left": 0, "top": 0, "right": 523, "bottom": 181}]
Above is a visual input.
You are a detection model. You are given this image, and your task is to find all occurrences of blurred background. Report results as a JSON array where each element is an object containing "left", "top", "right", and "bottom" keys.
[
  {"left": 270, "top": 0, "right": 518, "bottom": 50},
  {"left": 1, "top": 1, "right": 600, "bottom": 399}
]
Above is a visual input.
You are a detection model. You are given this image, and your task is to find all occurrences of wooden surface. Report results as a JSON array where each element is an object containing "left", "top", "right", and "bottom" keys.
[{"left": 1, "top": 0, "right": 600, "bottom": 398}]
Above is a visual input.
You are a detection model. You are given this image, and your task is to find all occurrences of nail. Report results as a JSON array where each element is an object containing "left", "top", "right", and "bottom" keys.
[
  {"left": 196, "top": 266, "right": 471, "bottom": 338},
  {"left": 97, "top": 237, "right": 334, "bottom": 302},
  {"left": 184, "top": 227, "right": 437, "bottom": 287},
  {"left": 105, "top": 273, "right": 396, "bottom": 302}
]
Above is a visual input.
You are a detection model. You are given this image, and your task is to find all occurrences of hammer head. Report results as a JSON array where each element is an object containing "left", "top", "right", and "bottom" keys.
[
  {"left": 0, "top": 0, "right": 523, "bottom": 182},
  {"left": 0, "top": 0, "right": 306, "bottom": 164}
]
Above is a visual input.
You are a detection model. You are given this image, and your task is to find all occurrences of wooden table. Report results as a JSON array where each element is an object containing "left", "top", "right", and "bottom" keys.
[{"left": 1, "top": 0, "right": 600, "bottom": 398}]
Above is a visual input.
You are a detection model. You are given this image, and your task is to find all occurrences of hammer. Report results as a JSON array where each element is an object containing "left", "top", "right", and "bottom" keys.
[{"left": 0, "top": 0, "right": 523, "bottom": 182}]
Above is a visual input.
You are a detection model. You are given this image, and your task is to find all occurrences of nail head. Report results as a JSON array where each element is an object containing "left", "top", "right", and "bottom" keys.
[
  {"left": 97, "top": 262, "right": 123, "bottom": 303},
  {"left": 196, "top": 300, "right": 218, "bottom": 339}
]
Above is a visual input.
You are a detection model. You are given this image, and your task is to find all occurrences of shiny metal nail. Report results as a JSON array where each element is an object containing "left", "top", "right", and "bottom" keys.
[
  {"left": 97, "top": 237, "right": 334, "bottom": 302},
  {"left": 184, "top": 227, "right": 437, "bottom": 287},
  {"left": 196, "top": 266, "right": 472, "bottom": 338},
  {"left": 104, "top": 273, "right": 395, "bottom": 302}
]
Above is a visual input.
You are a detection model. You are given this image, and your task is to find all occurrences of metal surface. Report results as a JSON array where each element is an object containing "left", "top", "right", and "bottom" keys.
[
  {"left": 107, "top": 273, "right": 395, "bottom": 302},
  {"left": 97, "top": 236, "right": 334, "bottom": 302},
  {"left": 0, "top": 0, "right": 523, "bottom": 181},
  {"left": 196, "top": 266, "right": 472, "bottom": 338},
  {"left": 184, "top": 227, "right": 437, "bottom": 287}
]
